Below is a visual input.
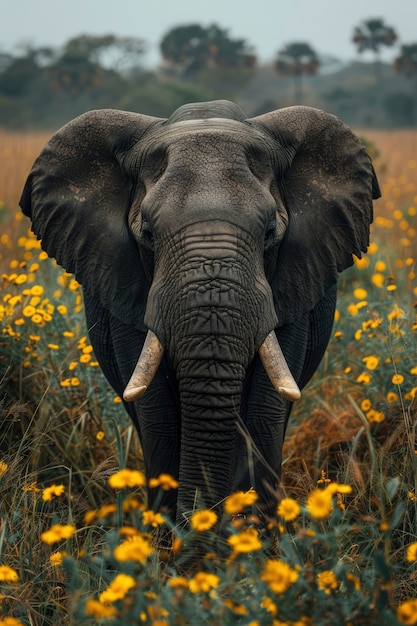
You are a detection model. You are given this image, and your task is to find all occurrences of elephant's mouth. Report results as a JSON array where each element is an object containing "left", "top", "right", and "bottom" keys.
[{"left": 123, "top": 329, "right": 301, "bottom": 403}]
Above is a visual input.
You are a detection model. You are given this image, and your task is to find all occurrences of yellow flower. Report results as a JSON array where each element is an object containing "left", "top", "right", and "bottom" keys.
[
  {"left": 57, "top": 305, "right": 67, "bottom": 315},
  {"left": 49, "top": 551, "right": 66, "bottom": 567},
  {"left": 108, "top": 468, "right": 146, "bottom": 489},
  {"left": 0, "top": 461, "right": 8, "bottom": 478},
  {"left": 227, "top": 527, "right": 262, "bottom": 554},
  {"left": 260, "top": 596, "right": 278, "bottom": 616},
  {"left": 375, "top": 260, "right": 386, "bottom": 272},
  {"left": 224, "top": 489, "right": 258, "bottom": 515},
  {"left": 277, "top": 497, "right": 300, "bottom": 522},
  {"left": 357, "top": 372, "right": 372, "bottom": 385},
  {"left": 353, "top": 288, "right": 368, "bottom": 300},
  {"left": 366, "top": 409, "right": 385, "bottom": 424},
  {"left": 30, "top": 285, "right": 44, "bottom": 296},
  {"left": 346, "top": 572, "right": 361, "bottom": 590},
  {"left": 317, "top": 570, "right": 338, "bottom": 594},
  {"left": 371, "top": 273, "right": 385, "bottom": 287},
  {"left": 114, "top": 534, "right": 153, "bottom": 563},
  {"left": 142, "top": 510, "right": 166, "bottom": 527},
  {"left": 85, "top": 599, "right": 117, "bottom": 618},
  {"left": 261, "top": 559, "right": 299, "bottom": 594},
  {"left": 224, "top": 599, "right": 248, "bottom": 615},
  {"left": 168, "top": 576, "right": 189, "bottom": 589},
  {"left": 397, "top": 598, "right": 417, "bottom": 625},
  {"left": 96, "top": 430, "right": 105, "bottom": 441},
  {"left": 148, "top": 473, "right": 179, "bottom": 490},
  {"left": 189, "top": 571, "right": 220, "bottom": 594},
  {"left": 190, "top": 509, "right": 218, "bottom": 532},
  {"left": 42, "top": 484, "right": 65, "bottom": 501},
  {"left": 406, "top": 542, "right": 417, "bottom": 563},
  {"left": 306, "top": 488, "right": 333, "bottom": 520},
  {"left": 348, "top": 303, "right": 358, "bottom": 316},
  {"left": 0, "top": 618, "right": 26, "bottom": 626},
  {"left": 326, "top": 483, "right": 352, "bottom": 496},
  {"left": 99, "top": 573, "right": 136, "bottom": 604},
  {"left": 362, "top": 355, "right": 380, "bottom": 370},
  {"left": 40, "top": 524, "right": 76, "bottom": 544},
  {"left": 0, "top": 565, "right": 19, "bottom": 582},
  {"left": 360, "top": 399, "right": 372, "bottom": 411},
  {"left": 392, "top": 374, "right": 404, "bottom": 385}
]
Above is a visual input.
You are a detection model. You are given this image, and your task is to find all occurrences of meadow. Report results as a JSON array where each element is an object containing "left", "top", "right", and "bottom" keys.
[{"left": 0, "top": 126, "right": 417, "bottom": 625}]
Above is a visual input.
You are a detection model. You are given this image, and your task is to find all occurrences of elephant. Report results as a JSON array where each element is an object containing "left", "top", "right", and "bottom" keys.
[{"left": 20, "top": 100, "right": 380, "bottom": 528}]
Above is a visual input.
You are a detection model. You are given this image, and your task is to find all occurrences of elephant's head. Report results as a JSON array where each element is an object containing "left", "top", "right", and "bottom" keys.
[{"left": 20, "top": 100, "right": 380, "bottom": 519}]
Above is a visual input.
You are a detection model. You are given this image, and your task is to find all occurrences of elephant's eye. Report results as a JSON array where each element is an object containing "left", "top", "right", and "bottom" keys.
[
  {"left": 264, "top": 220, "right": 277, "bottom": 250},
  {"left": 140, "top": 220, "right": 154, "bottom": 251}
]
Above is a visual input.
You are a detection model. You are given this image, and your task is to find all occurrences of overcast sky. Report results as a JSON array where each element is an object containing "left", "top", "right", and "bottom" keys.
[{"left": 3, "top": 0, "right": 416, "bottom": 67}]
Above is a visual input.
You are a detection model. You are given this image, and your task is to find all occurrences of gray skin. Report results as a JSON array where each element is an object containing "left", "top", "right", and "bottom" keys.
[{"left": 20, "top": 100, "right": 380, "bottom": 528}]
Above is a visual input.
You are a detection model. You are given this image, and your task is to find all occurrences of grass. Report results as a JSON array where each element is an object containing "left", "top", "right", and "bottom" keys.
[{"left": 1, "top": 129, "right": 417, "bottom": 624}]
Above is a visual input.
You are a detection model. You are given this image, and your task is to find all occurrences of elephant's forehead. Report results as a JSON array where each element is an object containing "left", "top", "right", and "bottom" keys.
[{"left": 144, "top": 118, "right": 269, "bottom": 148}]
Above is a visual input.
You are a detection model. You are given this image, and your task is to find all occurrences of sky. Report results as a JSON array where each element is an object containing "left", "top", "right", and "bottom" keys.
[{"left": 2, "top": 0, "right": 416, "bottom": 67}]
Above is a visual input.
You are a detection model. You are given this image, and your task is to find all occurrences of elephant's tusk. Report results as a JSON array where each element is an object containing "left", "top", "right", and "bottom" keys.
[
  {"left": 259, "top": 331, "right": 301, "bottom": 402},
  {"left": 123, "top": 330, "right": 164, "bottom": 402}
]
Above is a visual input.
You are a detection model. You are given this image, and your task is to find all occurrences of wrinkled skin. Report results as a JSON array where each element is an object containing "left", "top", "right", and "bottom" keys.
[{"left": 20, "top": 100, "right": 380, "bottom": 527}]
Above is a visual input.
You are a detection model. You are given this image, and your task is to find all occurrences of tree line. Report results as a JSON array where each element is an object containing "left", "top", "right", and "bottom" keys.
[{"left": 0, "top": 18, "right": 416, "bottom": 129}]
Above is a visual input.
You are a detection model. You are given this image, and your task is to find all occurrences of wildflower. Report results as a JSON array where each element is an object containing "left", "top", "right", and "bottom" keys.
[
  {"left": 190, "top": 509, "right": 218, "bottom": 532},
  {"left": 227, "top": 527, "right": 262, "bottom": 554},
  {"left": 317, "top": 570, "right": 339, "bottom": 594},
  {"left": 114, "top": 534, "right": 153, "bottom": 563},
  {"left": 353, "top": 288, "right": 368, "bottom": 300},
  {"left": 224, "top": 599, "right": 248, "bottom": 615},
  {"left": 0, "top": 461, "right": 8, "bottom": 478},
  {"left": 261, "top": 559, "right": 298, "bottom": 594},
  {"left": 406, "top": 542, "right": 417, "bottom": 563},
  {"left": 99, "top": 573, "right": 136, "bottom": 604},
  {"left": 348, "top": 303, "right": 358, "bottom": 316},
  {"left": 362, "top": 355, "right": 380, "bottom": 370},
  {"left": 108, "top": 468, "right": 146, "bottom": 489},
  {"left": 366, "top": 409, "right": 385, "bottom": 423},
  {"left": 189, "top": 571, "right": 220, "bottom": 594},
  {"left": 0, "top": 618, "right": 25, "bottom": 626},
  {"left": 0, "top": 565, "right": 19, "bottom": 582},
  {"left": 397, "top": 598, "right": 417, "bottom": 625},
  {"left": 326, "top": 483, "right": 352, "bottom": 496},
  {"left": 277, "top": 497, "right": 300, "bottom": 522},
  {"left": 346, "top": 572, "right": 361, "bottom": 590},
  {"left": 142, "top": 510, "right": 166, "bottom": 527},
  {"left": 85, "top": 599, "right": 117, "bottom": 618},
  {"left": 224, "top": 489, "right": 258, "bottom": 515},
  {"left": 42, "top": 484, "right": 65, "bottom": 501},
  {"left": 306, "top": 488, "right": 333, "bottom": 520},
  {"left": 260, "top": 596, "right": 278, "bottom": 616},
  {"left": 57, "top": 305, "right": 67, "bottom": 315},
  {"left": 40, "top": 524, "right": 76, "bottom": 544},
  {"left": 371, "top": 273, "right": 385, "bottom": 287},
  {"left": 392, "top": 374, "right": 404, "bottom": 385},
  {"left": 387, "top": 392, "right": 399, "bottom": 402},
  {"left": 357, "top": 372, "right": 371, "bottom": 385},
  {"left": 361, "top": 399, "right": 372, "bottom": 412},
  {"left": 168, "top": 576, "right": 189, "bottom": 589},
  {"left": 148, "top": 473, "right": 179, "bottom": 490},
  {"left": 375, "top": 260, "right": 387, "bottom": 272},
  {"left": 49, "top": 551, "right": 66, "bottom": 566}
]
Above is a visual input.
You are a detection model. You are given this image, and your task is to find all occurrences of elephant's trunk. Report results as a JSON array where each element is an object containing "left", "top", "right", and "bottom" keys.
[{"left": 124, "top": 224, "right": 300, "bottom": 519}]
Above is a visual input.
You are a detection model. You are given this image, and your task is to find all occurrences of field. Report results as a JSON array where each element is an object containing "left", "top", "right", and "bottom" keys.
[{"left": 1, "top": 128, "right": 417, "bottom": 625}]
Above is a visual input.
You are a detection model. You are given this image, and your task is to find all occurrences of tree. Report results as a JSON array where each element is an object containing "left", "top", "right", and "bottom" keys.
[
  {"left": 352, "top": 18, "right": 398, "bottom": 80},
  {"left": 394, "top": 43, "right": 417, "bottom": 78},
  {"left": 275, "top": 42, "right": 319, "bottom": 104},
  {"left": 160, "top": 23, "right": 256, "bottom": 78},
  {"left": 49, "top": 34, "right": 146, "bottom": 95}
]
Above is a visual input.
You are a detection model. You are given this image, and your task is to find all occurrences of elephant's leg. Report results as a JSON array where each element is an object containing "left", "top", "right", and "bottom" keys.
[
  {"left": 237, "top": 316, "right": 310, "bottom": 516},
  {"left": 84, "top": 301, "right": 181, "bottom": 520}
]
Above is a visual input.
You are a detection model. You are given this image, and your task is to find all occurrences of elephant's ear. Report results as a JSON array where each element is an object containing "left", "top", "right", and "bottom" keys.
[
  {"left": 20, "top": 109, "right": 162, "bottom": 329},
  {"left": 249, "top": 106, "right": 381, "bottom": 325}
]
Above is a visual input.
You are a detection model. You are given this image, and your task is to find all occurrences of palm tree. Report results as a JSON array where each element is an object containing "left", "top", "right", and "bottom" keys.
[
  {"left": 275, "top": 42, "right": 319, "bottom": 104},
  {"left": 352, "top": 18, "right": 398, "bottom": 80}
]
